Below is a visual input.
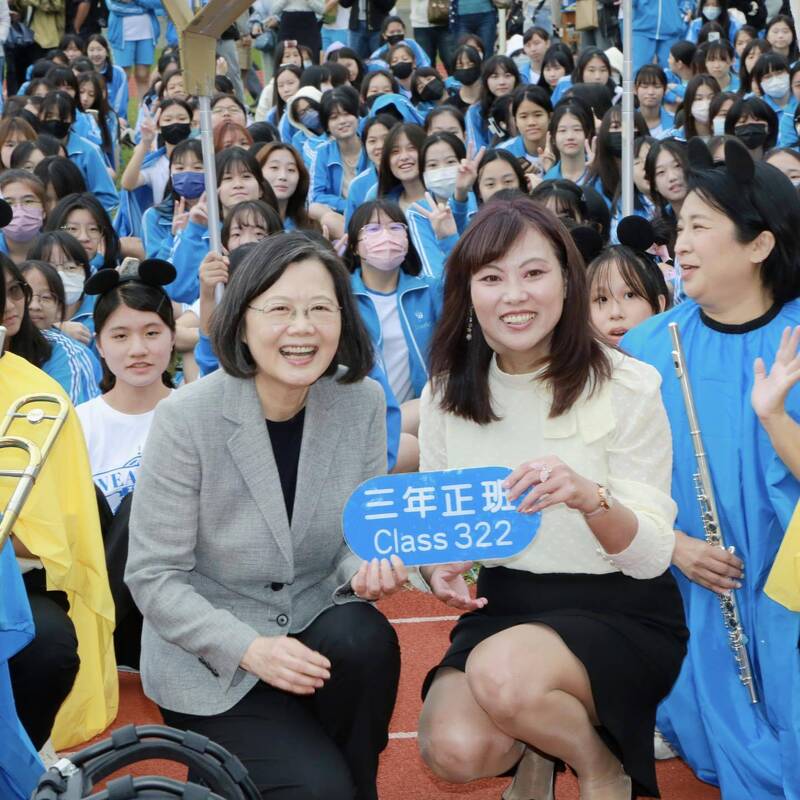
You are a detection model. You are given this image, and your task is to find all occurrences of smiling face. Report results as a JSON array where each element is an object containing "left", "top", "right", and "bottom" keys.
[
  {"left": 97, "top": 303, "right": 174, "bottom": 390},
  {"left": 388, "top": 132, "right": 419, "bottom": 182},
  {"left": 487, "top": 66, "right": 515, "bottom": 98},
  {"left": 470, "top": 226, "right": 565, "bottom": 373},
  {"left": 675, "top": 190, "right": 769, "bottom": 311},
  {"left": 478, "top": 158, "right": 522, "bottom": 201},
  {"left": 327, "top": 104, "right": 359, "bottom": 140},
  {"left": 423, "top": 139, "right": 458, "bottom": 171},
  {"left": 766, "top": 150, "right": 800, "bottom": 184},
  {"left": 590, "top": 259, "right": 659, "bottom": 345},
  {"left": 243, "top": 258, "right": 342, "bottom": 390},
  {"left": 262, "top": 148, "right": 300, "bottom": 200},
  {"left": 219, "top": 162, "right": 261, "bottom": 212},
  {"left": 87, "top": 40, "right": 108, "bottom": 66}
]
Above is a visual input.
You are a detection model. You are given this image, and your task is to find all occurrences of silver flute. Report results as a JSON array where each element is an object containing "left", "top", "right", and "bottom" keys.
[{"left": 669, "top": 322, "right": 759, "bottom": 704}]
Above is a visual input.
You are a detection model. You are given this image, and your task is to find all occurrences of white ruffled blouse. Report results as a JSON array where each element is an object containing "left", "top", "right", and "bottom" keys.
[{"left": 418, "top": 348, "right": 677, "bottom": 580}]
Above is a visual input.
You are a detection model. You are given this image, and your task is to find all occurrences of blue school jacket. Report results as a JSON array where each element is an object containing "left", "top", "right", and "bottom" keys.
[
  {"left": 106, "top": 0, "right": 162, "bottom": 51},
  {"left": 351, "top": 266, "right": 442, "bottom": 399},
  {"left": 167, "top": 219, "right": 214, "bottom": 303},
  {"left": 143, "top": 199, "right": 175, "bottom": 260},
  {"left": 465, "top": 102, "right": 490, "bottom": 151},
  {"left": 632, "top": 0, "right": 684, "bottom": 39},
  {"left": 369, "top": 39, "right": 431, "bottom": 67},
  {"left": 66, "top": 130, "right": 119, "bottom": 215},
  {"left": 310, "top": 139, "right": 370, "bottom": 214},
  {"left": 686, "top": 15, "right": 741, "bottom": 44},
  {"left": 345, "top": 165, "right": 378, "bottom": 225}
]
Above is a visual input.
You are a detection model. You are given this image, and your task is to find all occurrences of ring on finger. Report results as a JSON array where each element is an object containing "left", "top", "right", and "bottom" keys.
[{"left": 539, "top": 465, "right": 552, "bottom": 483}]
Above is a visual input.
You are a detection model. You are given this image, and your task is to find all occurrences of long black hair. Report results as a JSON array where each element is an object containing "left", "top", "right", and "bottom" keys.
[{"left": 1, "top": 255, "right": 52, "bottom": 367}]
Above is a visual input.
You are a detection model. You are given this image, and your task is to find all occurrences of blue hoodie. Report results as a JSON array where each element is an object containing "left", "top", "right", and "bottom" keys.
[
  {"left": 66, "top": 130, "right": 119, "bottom": 215},
  {"left": 351, "top": 267, "right": 442, "bottom": 399},
  {"left": 143, "top": 198, "right": 176, "bottom": 260},
  {"left": 368, "top": 93, "right": 424, "bottom": 126}
]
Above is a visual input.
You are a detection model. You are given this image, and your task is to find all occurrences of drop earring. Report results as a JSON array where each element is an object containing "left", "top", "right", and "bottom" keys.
[{"left": 466, "top": 307, "right": 473, "bottom": 342}]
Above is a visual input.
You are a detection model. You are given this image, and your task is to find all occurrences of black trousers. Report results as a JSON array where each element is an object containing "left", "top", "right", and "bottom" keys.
[
  {"left": 9, "top": 575, "right": 80, "bottom": 750},
  {"left": 161, "top": 601, "right": 400, "bottom": 800}
]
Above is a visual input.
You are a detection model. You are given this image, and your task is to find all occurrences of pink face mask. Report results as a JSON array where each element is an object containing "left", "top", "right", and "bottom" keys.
[
  {"left": 360, "top": 228, "right": 408, "bottom": 272},
  {"left": 4, "top": 204, "right": 44, "bottom": 242}
]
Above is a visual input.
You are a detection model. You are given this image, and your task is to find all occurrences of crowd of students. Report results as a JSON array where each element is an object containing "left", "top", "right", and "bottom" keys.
[{"left": 2, "top": 1, "right": 800, "bottom": 799}]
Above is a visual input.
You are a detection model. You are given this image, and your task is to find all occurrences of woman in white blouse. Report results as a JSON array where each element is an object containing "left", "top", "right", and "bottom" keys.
[{"left": 415, "top": 195, "right": 688, "bottom": 800}]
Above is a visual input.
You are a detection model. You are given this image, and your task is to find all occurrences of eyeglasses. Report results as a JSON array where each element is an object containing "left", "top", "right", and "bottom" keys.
[
  {"left": 212, "top": 105, "right": 243, "bottom": 116},
  {"left": 31, "top": 292, "right": 57, "bottom": 305},
  {"left": 3, "top": 197, "right": 43, "bottom": 209},
  {"left": 6, "top": 281, "right": 31, "bottom": 304},
  {"left": 247, "top": 301, "right": 342, "bottom": 326},
  {"left": 360, "top": 222, "right": 407, "bottom": 237},
  {"left": 61, "top": 223, "right": 102, "bottom": 240},
  {"left": 54, "top": 262, "right": 86, "bottom": 275}
]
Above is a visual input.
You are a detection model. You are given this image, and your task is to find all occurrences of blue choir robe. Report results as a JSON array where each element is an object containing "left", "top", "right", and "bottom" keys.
[
  {"left": 0, "top": 541, "right": 44, "bottom": 798},
  {"left": 622, "top": 299, "right": 800, "bottom": 800}
]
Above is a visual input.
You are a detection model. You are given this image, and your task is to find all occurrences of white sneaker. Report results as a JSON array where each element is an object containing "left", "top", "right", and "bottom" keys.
[{"left": 654, "top": 729, "right": 678, "bottom": 760}]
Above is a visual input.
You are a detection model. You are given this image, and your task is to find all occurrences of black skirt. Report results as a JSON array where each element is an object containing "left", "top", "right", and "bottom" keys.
[
  {"left": 422, "top": 566, "right": 689, "bottom": 798},
  {"left": 278, "top": 11, "right": 322, "bottom": 62}
]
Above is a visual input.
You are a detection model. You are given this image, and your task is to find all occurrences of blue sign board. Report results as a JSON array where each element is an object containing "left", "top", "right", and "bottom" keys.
[{"left": 343, "top": 466, "right": 541, "bottom": 566}]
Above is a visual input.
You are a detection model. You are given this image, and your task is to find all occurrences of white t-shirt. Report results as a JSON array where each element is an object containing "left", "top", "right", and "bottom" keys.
[
  {"left": 122, "top": 14, "right": 152, "bottom": 42},
  {"left": 139, "top": 153, "right": 170, "bottom": 205},
  {"left": 76, "top": 395, "right": 164, "bottom": 512},
  {"left": 323, "top": 3, "right": 350, "bottom": 30},
  {"left": 368, "top": 289, "right": 413, "bottom": 404}
]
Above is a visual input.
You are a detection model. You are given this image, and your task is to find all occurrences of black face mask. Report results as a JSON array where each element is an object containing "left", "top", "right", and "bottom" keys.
[
  {"left": 734, "top": 122, "right": 768, "bottom": 150},
  {"left": 419, "top": 79, "right": 445, "bottom": 103},
  {"left": 385, "top": 33, "right": 404, "bottom": 46},
  {"left": 391, "top": 61, "right": 413, "bottom": 80},
  {"left": 607, "top": 131, "right": 623, "bottom": 158},
  {"left": 39, "top": 119, "right": 71, "bottom": 140},
  {"left": 160, "top": 122, "right": 192, "bottom": 145},
  {"left": 454, "top": 65, "right": 481, "bottom": 86}
]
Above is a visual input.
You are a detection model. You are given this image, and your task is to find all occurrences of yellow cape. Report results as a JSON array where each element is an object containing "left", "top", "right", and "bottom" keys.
[
  {"left": 1, "top": 352, "right": 117, "bottom": 749},
  {"left": 765, "top": 501, "right": 800, "bottom": 612}
]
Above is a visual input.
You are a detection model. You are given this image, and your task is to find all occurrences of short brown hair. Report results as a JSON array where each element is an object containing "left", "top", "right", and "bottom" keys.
[
  {"left": 429, "top": 195, "right": 611, "bottom": 423},
  {"left": 210, "top": 231, "right": 374, "bottom": 382}
]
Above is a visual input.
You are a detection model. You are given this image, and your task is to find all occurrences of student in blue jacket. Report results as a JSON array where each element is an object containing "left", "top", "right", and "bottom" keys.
[
  {"left": 37, "top": 91, "right": 119, "bottom": 215},
  {"left": 87, "top": 35, "right": 129, "bottom": 124},
  {"left": 498, "top": 85, "right": 553, "bottom": 170},
  {"left": 665, "top": 41, "right": 695, "bottom": 108},
  {"left": 346, "top": 199, "right": 442, "bottom": 471},
  {"left": 45, "top": 193, "right": 122, "bottom": 273},
  {"left": 372, "top": 123, "right": 457, "bottom": 278},
  {"left": 309, "top": 86, "right": 368, "bottom": 241},
  {"left": 369, "top": 15, "right": 431, "bottom": 68},
  {"left": 686, "top": 0, "right": 742, "bottom": 44},
  {"left": 106, "top": 0, "right": 162, "bottom": 102},
  {"left": 345, "top": 114, "right": 396, "bottom": 225},
  {"left": 632, "top": 0, "right": 684, "bottom": 72},
  {"left": 752, "top": 53, "right": 797, "bottom": 127},
  {"left": 542, "top": 100, "right": 595, "bottom": 185},
  {"left": 699, "top": 39, "right": 740, "bottom": 94},
  {"left": 285, "top": 87, "right": 327, "bottom": 168},
  {"left": 634, "top": 65, "right": 675, "bottom": 138},
  {"left": 410, "top": 67, "right": 454, "bottom": 119},
  {"left": 265, "top": 64, "right": 302, "bottom": 131},
  {"left": 465, "top": 55, "right": 520, "bottom": 152},
  {"left": 2, "top": 256, "right": 100, "bottom": 405},
  {"left": 143, "top": 139, "right": 205, "bottom": 261},
  {"left": 254, "top": 141, "right": 315, "bottom": 232},
  {"left": 169, "top": 148, "right": 279, "bottom": 303},
  {"left": 27, "top": 231, "right": 98, "bottom": 343},
  {"left": 78, "top": 72, "right": 120, "bottom": 171}
]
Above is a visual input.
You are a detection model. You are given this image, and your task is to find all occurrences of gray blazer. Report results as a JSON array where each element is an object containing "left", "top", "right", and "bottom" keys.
[{"left": 125, "top": 368, "right": 387, "bottom": 715}]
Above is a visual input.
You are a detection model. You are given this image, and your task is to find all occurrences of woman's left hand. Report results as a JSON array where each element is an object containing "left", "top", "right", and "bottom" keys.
[
  {"left": 351, "top": 555, "right": 408, "bottom": 601},
  {"left": 751, "top": 325, "right": 800, "bottom": 421},
  {"left": 503, "top": 457, "right": 599, "bottom": 515}
]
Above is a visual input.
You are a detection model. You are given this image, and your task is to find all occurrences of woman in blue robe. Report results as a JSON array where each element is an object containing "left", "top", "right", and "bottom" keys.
[{"left": 623, "top": 137, "right": 800, "bottom": 800}]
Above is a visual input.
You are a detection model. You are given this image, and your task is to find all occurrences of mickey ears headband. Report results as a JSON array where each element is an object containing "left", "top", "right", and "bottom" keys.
[
  {"left": 84, "top": 258, "right": 176, "bottom": 297},
  {"left": 687, "top": 135, "right": 756, "bottom": 183}
]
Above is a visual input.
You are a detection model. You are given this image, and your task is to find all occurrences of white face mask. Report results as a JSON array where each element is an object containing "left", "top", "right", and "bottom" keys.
[
  {"left": 60, "top": 271, "right": 85, "bottom": 306},
  {"left": 691, "top": 99, "right": 711, "bottom": 123},
  {"left": 424, "top": 165, "right": 459, "bottom": 200},
  {"left": 702, "top": 5, "right": 721, "bottom": 20},
  {"left": 762, "top": 74, "right": 790, "bottom": 99},
  {"left": 712, "top": 116, "right": 726, "bottom": 136}
]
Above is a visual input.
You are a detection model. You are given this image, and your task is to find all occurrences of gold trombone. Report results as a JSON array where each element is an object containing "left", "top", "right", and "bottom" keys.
[{"left": 0, "top": 328, "right": 69, "bottom": 550}]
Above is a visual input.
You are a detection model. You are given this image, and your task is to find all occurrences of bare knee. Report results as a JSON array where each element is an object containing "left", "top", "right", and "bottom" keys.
[
  {"left": 466, "top": 652, "right": 538, "bottom": 722},
  {"left": 419, "top": 720, "right": 503, "bottom": 783}
]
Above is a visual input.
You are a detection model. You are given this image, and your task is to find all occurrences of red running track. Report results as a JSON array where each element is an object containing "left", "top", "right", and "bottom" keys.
[{"left": 79, "top": 589, "right": 721, "bottom": 799}]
